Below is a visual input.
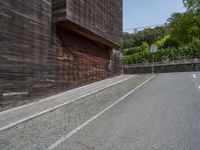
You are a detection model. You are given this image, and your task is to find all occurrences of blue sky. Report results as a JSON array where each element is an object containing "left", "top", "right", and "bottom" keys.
[{"left": 123, "top": 0, "right": 186, "bottom": 31}]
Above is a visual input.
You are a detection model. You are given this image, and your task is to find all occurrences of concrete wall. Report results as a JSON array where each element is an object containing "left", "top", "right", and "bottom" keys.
[{"left": 124, "top": 63, "right": 200, "bottom": 74}]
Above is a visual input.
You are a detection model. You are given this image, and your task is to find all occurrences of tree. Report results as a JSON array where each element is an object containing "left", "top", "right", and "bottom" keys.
[
  {"left": 123, "top": 26, "right": 169, "bottom": 48},
  {"left": 183, "top": 0, "right": 200, "bottom": 12},
  {"left": 168, "top": 0, "right": 200, "bottom": 44},
  {"left": 141, "top": 42, "right": 150, "bottom": 51}
]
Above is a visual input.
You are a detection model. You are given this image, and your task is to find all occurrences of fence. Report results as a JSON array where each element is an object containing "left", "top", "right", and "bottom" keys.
[
  {"left": 124, "top": 58, "right": 200, "bottom": 68},
  {"left": 124, "top": 58, "right": 200, "bottom": 74}
]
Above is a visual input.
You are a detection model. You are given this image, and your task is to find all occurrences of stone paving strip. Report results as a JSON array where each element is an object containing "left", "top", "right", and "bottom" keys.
[
  {"left": 0, "top": 74, "right": 154, "bottom": 150},
  {"left": 0, "top": 75, "right": 132, "bottom": 129}
]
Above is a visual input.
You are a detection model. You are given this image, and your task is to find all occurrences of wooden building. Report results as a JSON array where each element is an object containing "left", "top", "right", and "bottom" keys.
[{"left": 0, "top": 0, "right": 123, "bottom": 110}]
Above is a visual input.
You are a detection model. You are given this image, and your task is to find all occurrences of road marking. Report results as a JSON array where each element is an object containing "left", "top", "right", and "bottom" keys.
[
  {"left": 46, "top": 75, "right": 156, "bottom": 150},
  {"left": 0, "top": 75, "right": 131, "bottom": 115},
  {"left": 199, "top": 86, "right": 200, "bottom": 89},
  {"left": 193, "top": 74, "right": 197, "bottom": 78},
  {"left": 0, "top": 75, "right": 135, "bottom": 132}
]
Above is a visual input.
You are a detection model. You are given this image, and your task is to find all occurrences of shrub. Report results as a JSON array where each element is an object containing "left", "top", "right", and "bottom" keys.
[
  {"left": 140, "top": 42, "right": 150, "bottom": 51},
  {"left": 154, "top": 35, "right": 170, "bottom": 48},
  {"left": 123, "top": 38, "right": 200, "bottom": 64},
  {"left": 124, "top": 47, "right": 142, "bottom": 55}
]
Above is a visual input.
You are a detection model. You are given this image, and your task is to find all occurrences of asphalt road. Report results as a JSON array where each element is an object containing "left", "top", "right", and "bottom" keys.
[{"left": 55, "top": 72, "right": 200, "bottom": 150}]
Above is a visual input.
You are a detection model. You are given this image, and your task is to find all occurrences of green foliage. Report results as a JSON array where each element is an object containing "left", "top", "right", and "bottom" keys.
[
  {"left": 123, "top": 38, "right": 200, "bottom": 64},
  {"left": 186, "top": 37, "right": 200, "bottom": 57},
  {"left": 141, "top": 42, "right": 150, "bottom": 51},
  {"left": 123, "top": 42, "right": 150, "bottom": 55},
  {"left": 123, "top": 0, "right": 200, "bottom": 64},
  {"left": 154, "top": 35, "right": 170, "bottom": 48},
  {"left": 168, "top": 12, "right": 200, "bottom": 44},
  {"left": 168, "top": 0, "right": 200, "bottom": 44},
  {"left": 183, "top": 0, "right": 200, "bottom": 12},
  {"left": 123, "top": 51, "right": 152, "bottom": 64},
  {"left": 124, "top": 47, "right": 142, "bottom": 55},
  {"left": 163, "top": 38, "right": 180, "bottom": 48},
  {"left": 123, "top": 26, "right": 169, "bottom": 48}
]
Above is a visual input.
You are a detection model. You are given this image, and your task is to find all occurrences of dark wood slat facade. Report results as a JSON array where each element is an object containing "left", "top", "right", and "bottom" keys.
[
  {"left": 0, "top": 0, "right": 123, "bottom": 111},
  {"left": 52, "top": 0, "right": 123, "bottom": 48}
]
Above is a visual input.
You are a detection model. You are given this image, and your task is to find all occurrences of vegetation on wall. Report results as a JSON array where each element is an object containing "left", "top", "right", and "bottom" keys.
[{"left": 123, "top": 0, "right": 200, "bottom": 64}]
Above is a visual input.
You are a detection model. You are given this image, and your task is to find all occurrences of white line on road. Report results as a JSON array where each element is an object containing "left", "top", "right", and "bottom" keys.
[
  {"left": 193, "top": 74, "right": 197, "bottom": 78},
  {"left": 0, "top": 75, "right": 135, "bottom": 132},
  {"left": 46, "top": 75, "right": 157, "bottom": 150},
  {"left": 199, "top": 86, "right": 200, "bottom": 89}
]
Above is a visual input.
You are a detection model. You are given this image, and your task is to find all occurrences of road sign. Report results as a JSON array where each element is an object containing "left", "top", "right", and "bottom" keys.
[{"left": 151, "top": 45, "right": 158, "bottom": 53}]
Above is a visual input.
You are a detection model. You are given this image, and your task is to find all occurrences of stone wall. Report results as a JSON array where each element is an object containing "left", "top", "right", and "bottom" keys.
[{"left": 124, "top": 63, "right": 200, "bottom": 74}]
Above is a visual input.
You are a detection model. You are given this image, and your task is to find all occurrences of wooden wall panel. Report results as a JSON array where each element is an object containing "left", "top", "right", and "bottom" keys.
[
  {"left": 0, "top": 0, "right": 122, "bottom": 111},
  {"left": 0, "top": 0, "right": 52, "bottom": 110},
  {"left": 54, "top": 26, "right": 111, "bottom": 88},
  {"left": 52, "top": 0, "right": 123, "bottom": 48}
]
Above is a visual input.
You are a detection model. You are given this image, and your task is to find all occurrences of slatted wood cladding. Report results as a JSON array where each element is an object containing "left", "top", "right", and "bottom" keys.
[
  {"left": 0, "top": 0, "right": 52, "bottom": 110},
  {"left": 52, "top": 0, "right": 123, "bottom": 48},
  {"left": 54, "top": 26, "right": 111, "bottom": 86},
  {"left": 0, "top": 0, "right": 122, "bottom": 111}
]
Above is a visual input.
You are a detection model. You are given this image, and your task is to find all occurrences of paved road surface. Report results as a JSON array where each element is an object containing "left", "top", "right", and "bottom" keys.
[{"left": 55, "top": 72, "right": 200, "bottom": 150}]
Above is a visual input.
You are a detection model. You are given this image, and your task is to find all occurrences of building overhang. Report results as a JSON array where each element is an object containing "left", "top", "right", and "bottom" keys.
[
  {"left": 55, "top": 20, "right": 121, "bottom": 49},
  {"left": 52, "top": 0, "right": 123, "bottom": 49}
]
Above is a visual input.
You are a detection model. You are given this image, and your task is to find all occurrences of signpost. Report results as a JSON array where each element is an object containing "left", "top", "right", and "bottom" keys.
[
  {"left": 151, "top": 45, "right": 158, "bottom": 53},
  {"left": 151, "top": 45, "right": 158, "bottom": 74}
]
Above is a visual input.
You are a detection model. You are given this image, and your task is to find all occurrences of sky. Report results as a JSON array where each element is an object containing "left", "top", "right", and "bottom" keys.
[{"left": 123, "top": 0, "right": 186, "bottom": 32}]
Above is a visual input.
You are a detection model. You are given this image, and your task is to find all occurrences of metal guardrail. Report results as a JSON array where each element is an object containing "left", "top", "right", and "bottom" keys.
[{"left": 124, "top": 58, "right": 200, "bottom": 68}]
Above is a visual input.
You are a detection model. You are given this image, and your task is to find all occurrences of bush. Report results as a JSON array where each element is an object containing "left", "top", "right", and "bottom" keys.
[
  {"left": 124, "top": 47, "right": 142, "bottom": 55},
  {"left": 123, "top": 51, "right": 152, "bottom": 64},
  {"left": 154, "top": 35, "right": 170, "bottom": 48},
  {"left": 163, "top": 38, "right": 180, "bottom": 48},
  {"left": 187, "top": 38, "right": 200, "bottom": 58},
  {"left": 141, "top": 42, "right": 150, "bottom": 51},
  {"left": 123, "top": 38, "right": 200, "bottom": 64},
  {"left": 123, "top": 42, "right": 150, "bottom": 56}
]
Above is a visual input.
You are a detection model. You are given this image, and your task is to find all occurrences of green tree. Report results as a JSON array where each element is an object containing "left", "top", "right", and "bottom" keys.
[
  {"left": 123, "top": 26, "right": 169, "bottom": 48},
  {"left": 154, "top": 35, "right": 170, "bottom": 48},
  {"left": 183, "top": 0, "right": 200, "bottom": 12},
  {"left": 140, "top": 42, "right": 150, "bottom": 51},
  {"left": 168, "top": 0, "right": 200, "bottom": 44}
]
